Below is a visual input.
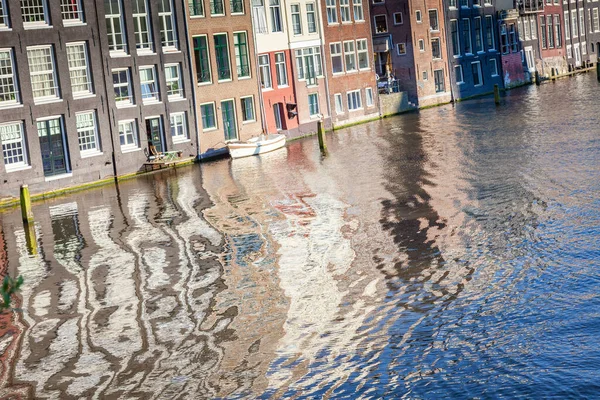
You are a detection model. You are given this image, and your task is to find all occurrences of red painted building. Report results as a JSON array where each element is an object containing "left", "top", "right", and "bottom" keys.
[{"left": 538, "top": 4, "right": 567, "bottom": 75}]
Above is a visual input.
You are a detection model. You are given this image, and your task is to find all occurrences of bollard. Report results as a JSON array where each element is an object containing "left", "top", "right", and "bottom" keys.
[
  {"left": 597, "top": 59, "right": 600, "bottom": 81},
  {"left": 20, "top": 185, "right": 34, "bottom": 224},
  {"left": 24, "top": 221, "right": 37, "bottom": 256},
  {"left": 494, "top": 84, "right": 500, "bottom": 105},
  {"left": 551, "top": 68, "right": 555, "bottom": 81},
  {"left": 317, "top": 120, "right": 327, "bottom": 155},
  {"left": 535, "top": 71, "right": 541, "bottom": 86}
]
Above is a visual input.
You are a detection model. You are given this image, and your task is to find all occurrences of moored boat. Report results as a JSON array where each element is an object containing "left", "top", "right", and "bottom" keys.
[{"left": 227, "top": 134, "right": 286, "bottom": 159}]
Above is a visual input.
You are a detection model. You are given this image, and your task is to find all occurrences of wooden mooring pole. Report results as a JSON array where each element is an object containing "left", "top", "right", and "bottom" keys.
[
  {"left": 20, "top": 185, "right": 34, "bottom": 224},
  {"left": 535, "top": 71, "right": 541, "bottom": 86},
  {"left": 597, "top": 59, "right": 600, "bottom": 81},
  {"left": 494, "top": 84, "right": 500, "bottom": 105},
  {"left": 317, "top": 120, "right": 327, "bottom": 155}
]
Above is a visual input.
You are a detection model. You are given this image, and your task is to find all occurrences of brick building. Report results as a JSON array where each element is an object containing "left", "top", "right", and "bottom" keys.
[
  {"left": 517, "top": 8, "right": 541, "bottom": 78},
  {"left": 563, "top": 0, "right": 600, "bottom": 68},
  {"left": 0, "top": 0, "right": 197, "bottom": 199},
  {"left": 187, "top": 0, "right": 263, "bottom": 157},
  {"left": 321, "top": 0, "right": 378, "bottom": 127},
  {"left": 497, "top": 9, "right": 528, "bottom": 87},
  {"left": 371, "top": 0, "right": 452, "bottom": 107},
  {"left": 536, "top": 0, "right": 568, "bottom": 74}
]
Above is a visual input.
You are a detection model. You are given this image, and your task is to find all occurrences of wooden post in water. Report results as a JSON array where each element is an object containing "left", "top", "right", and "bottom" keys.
[
  {"left": 317, "top": 120, "right": 327, "bottom": 155},
  {"left": 494, "top": 84, "right": 500, "bottom": 105},
  {"left": 20, "top": 185, "right": 34, "bottom": 224},
  {"left": 597, "top": 59, "right": 600, "bottom": 81},
  {"left": 535, "top": 71, "right": 541, "bottom": 86}
]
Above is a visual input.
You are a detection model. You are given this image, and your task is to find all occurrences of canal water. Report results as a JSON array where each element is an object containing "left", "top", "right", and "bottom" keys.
[{"left": 1, "top": 74, "right": 600, "bottom": 398}]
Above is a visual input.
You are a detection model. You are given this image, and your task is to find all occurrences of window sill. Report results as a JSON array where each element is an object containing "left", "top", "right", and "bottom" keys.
[
  {"left": 24, "top": 24, "right": 52, "bottom": 30},
  {"left": 73, "top": 93, "right": 96, "bottom": 100},
  {"left": 355, "top": 20, "right": 365, "bottom": 23},
  {"left": 80, "top": 151, "right": 103, "bottom": 159},
  {"left": 63, "top": 21, "right": 86, "bottom": 27},
  {"left": 203, "top": 127, "right": 218, "bottom": 132},
  {"left": 262, "top": 88, "right": 274, "bottom": 92},
  {"left": 5, "top": 165, "right": 31, "bottom": 173},
  {"left": 116, "top": 103, "right": 136, "bottom": 109},
  {"left": 211, "top": 14, "right": 226, "bottom": 17},
  {"left": 375, "top": 31, "right": 388, "bottom": 35},
  {"left": 238, "top": 76, "right": 252, "bottom": 80},
  {"left": 163, "top": 48, "right": 181, "bottom": 54},
  {"left": 110, "top": 51, "right": 129, "bottom": 58},
  {"left": 198, "top": 81, "right": 213, "bottom": 86},
  {"left": 242, "top": 119, "right": 256, "bottom": 124},
  {"left": 231, "top": 12, "right": 246, "bottom": 15},
  {"left": 45, "top": 172, "right": 73, "bottom": 182},
  {"left": 0, "top": 27, "right": 12, "bottom": 32},
  {"left": 328, "top": 23, "right": 340, "bottom": 26},
  {"left": 142, "top": 100, "right": 162, "bottom": 106},
  {"left": 172, "top": 138, "right": 191, "bottom": 144},
  {"left": 121, "top": 147, "right": 141, "bottom": 154},
  {"left": 34, "top": 98, "right": 62, "bottom": 106},
  {"left": 137, "top": 50, "right": 156, "bottom": 56},
  {"left": 218, "top": 79, "right": 233, "bottom": 83},
  {"left": 168, "top": 97, "right": 186, "bottom": 103},
  {"left": 190, "top": 15, "right": 206, "bottom": 18},
  {"left": 0, "top": 103, "right": 23, "bottom": 110},
  {"left": 348, "top": 107, "right": 364, "bottom": 112}
]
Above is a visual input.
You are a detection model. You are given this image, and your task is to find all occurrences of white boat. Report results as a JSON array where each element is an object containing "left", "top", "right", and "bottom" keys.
[{"left": 227, "top": 133, "right": 286, "bottom": 159}]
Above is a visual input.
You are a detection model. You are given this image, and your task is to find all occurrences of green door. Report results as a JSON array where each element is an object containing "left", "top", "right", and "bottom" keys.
[
  {"left": 38, "top": 118, "right": 69, "bottom": 177},
  {"left": 145, "top": 117, "right": 164, "bottom": 153},
  {"left": 221, "top": 100, "right": 238, "bottom": 141}
]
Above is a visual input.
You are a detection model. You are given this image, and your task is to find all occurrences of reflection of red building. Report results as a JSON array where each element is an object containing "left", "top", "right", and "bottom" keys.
[
  {"left": 498, "top": 9, "right": 528, "bottom": 88},
  {"left": 538, "top": 5, "right": 568, "bottom": 75},
  {"left": 259, "top": 50, "right": 299, "bottom": 134}
]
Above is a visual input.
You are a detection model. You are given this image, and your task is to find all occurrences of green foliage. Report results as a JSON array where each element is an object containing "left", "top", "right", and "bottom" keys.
[{"left": 0, "top": 275, "right": 23, "bottom": 312}]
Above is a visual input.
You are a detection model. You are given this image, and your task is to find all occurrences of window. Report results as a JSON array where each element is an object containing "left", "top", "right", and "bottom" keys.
[
  {"left": 415, "top": 10, "right": 422, "bottom": 23},
  {"left": 76, "top": 111, "right": 100, "bottom": 155},
  {"left": 326, "top": 0, "right": 337, "bottom": 24},
  {"left": 579, "top": 8, "right": 585, "bottom": 36},
  {"left": 159, "top": 0, "right": 178, "bottom": 49},
  {"left": 490, "top": 58, "right": 498, "bottom": 76},
  {"left": 133, "top": 0, "right": 153, "bottom": 52},
  {"left": 340, "top": 0, "right": 351, "bottom": 22},
  {"left": 418, "top": 39, "right": 425, "bottom": 51},
  {"left": 344, "top": 41, "right": 356, "bottom": 71},
  {"left": 21, "top": 0, "right": 49, "bottom": 26},
  {"left": 422, "top": 70, "right": 427, "bottom": 80},
  {"left": 540, "top": 17, "right": 546, "bottom": 49},
  {"left": 231, "top": 0, "right": 244, "bottom": 14},
  {"left": 330, "top": 43, "right": 343, "bottom": 72},
  {"left": 357, "top": 39, "right": 369, "bottom": 69},
  {"left": 0, "top": 0, "right": 9, "bottom": 28},
  {"left": 105, "top": 0, "right": 126, "bottom": 53},
  {"left": 214, "top": 33, "right": 231, "bottom": 80},
  {"left": 347, "top": 90, "right": 361, "bottom": 110},
  {"left": 307, "top": 3, "right": 317, "bottom": 32},
  {"left": 253, "top": 0, "right": 268, "bottom": 33},
  {"left": 27, "top": 45, "right": 59, "bottom": 102},
  {"left": 66, "top": 42, "right": 93, "bottom": 97},
  {"left": 431, "top": 38, "right": 441, "bottom": 58},
  {"left": 234, "top": 32, "right": 250, "bottom": 78},
  {"left": 510, "top": 23, "right": 517, "bottom": 52},
  {"left": 200, "top": 103, "right": 217, "bottom": 130},
  {"left": 0, "top": 49, "right": 19, "bottom": 106},
  {"left": 270, "top": 0, "right": 283, "bottom": 32},
  {"left": 571, "top": 10, "right": 578, "bottom": 37},
  {"left": 471, "top": 61, "right": 482, "bottom": 86},
  {"left": 429, "top": 9, "right": 438, "bottom": 31},
  {"left": 565, "top": 11, "right": 570, "bottom": 39},
  {"left": 397, "top": 43, "right": 406, "bottom": 55},
  {"left": 291, "top": 4, "right": 302, "bottom": 34},
  {"left": 296, "top": 47, "right": 322, "bottom": 82},
  {"left": 259, "top": 54, "right": 272, "bottom": 88},
  {"left": 61, "top": 0, "right": 84, "bottom": 24},
  {"left": 474, "top": 17, "right": 483, "bottom": 52},
  {"left": 555, "top": 15, "right": 562, "bottom": 47},
  {"left": 485, "top": 15, "right": 495, "bottom": 50},
  {"left": 450, "top": 20, "right": 460, "bottom": 56},
  {"left": 353, "top": 0, "right": 364, "bottom": 21},
  {"left": 394, "top": 12, "right": 403, "bottom": 25},
  {"left": 308, "top": 93, "right": 319, "bottom": 116},
  {"left": 462, "top": 18, "right": 472, "bottom": 54},
  {"left": 374, "top": 15, "right": 387, "bottom": 33},
  {"left": 473, "top": 0, "right": 480, "bottom": 5},
  {"left": 119, "top": 120, "right": 138, "bottom": 150},
  {"left": 170, "top": 112, "right": 189, "bottom": 142},
  {"left": 194, "top": 36, "right": 211, "bottom": 83},
  {"left": 530, "top": 16, "right": 536, "bottom": 39},
  {"left": 365, "top": 87, "right": 374, "bottom": 106},
  {"left": 589, "top": 9, "right": 593, "bottom": 33},
  {"left": 372, "top": 0, "right": 384, "bottom": 3},
  {"left": 1, "top": 122, "right": 28, "bottom": 170},
  {"left": 112, "top": 68, "right": 133, "bottom": 105},
  {"left": 165, "top": 64, "right": 183, "bottom": 99},
  {"left": 523, "top": 17, "right": 530, "bottom": 40},
  {"left": 454, "top": 65, "right": 464, "bottom": 83},
  {"left": 275, "top": 52, "right": 288, "bottom": 86},
  {"left": 210, "top": 0, "right": 224, "bottom": 15},
  {"left": 335, "top": 93, "right": 344, "bottom": 114},
  {"left": 434, "top": 69, "right": 444, "bottom": 92},
  {"left": 189, "top": 0, "right": 204, "bottom": 16},
  {"left": 582, "top": 41, "right": 587, "bottom": 55},
  {"left": 594, "top": 9, "right": 599, "bottom": 32},
  {"left": 449, "top": 0, "right": 457, "bottom": 7},
  {"left": 139, "top": 66, "right": 159, "bottom": 103},
  {"left": 241, "top": 96, "right": 255, "bottom": 121},
  {"left": 567, "top": 44, "right": 572, "bottom": 58},
  {"left": 460, "top": 0, "right": 468, "bottom": 6}
]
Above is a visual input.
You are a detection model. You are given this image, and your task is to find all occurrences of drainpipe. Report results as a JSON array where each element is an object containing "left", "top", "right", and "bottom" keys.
[
  {"left": 250, "top": 7, "right": 269, "bottom": 135},
  {"left": 93, "top": 0, "right": 119, "bottom": 180},
  {"left": 181, "top": 0, "right": 201, "bottom": 157}
]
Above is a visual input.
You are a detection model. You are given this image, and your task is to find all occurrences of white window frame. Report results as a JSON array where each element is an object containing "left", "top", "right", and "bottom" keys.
[
  {"left": 27, "top": 45, "right": 60, "bottom": 104},
  {"left": 240, "top": 95, "right": 256, "bottom": 122},
  {"left": 397, "top": 42, "right": 406, "bottom": 55},
  {"left": 326, "top": 0, "right": 338, "bottom": 24},
  {"left": 270, "top": 0, "right": 283, "bottom": 32},
  {"left": 340, "top": 0, "right": 351, "bottom": 23},
  {"left": 105, "top": 0, "right": 127, "bottom": 54},
  {"left": 306, "top": 3, "right": 318, "bottom": 33},
  {"left": 170, "top": 112, "right": 189, "bottom": 143},
  {"left": 594, "top": 8, "right": 600, "bottom": 32},
  {"left": 0, "top": 49, "right": 20, "bottom": 107},
  {"left": 275, "top": 51, "right": 288, "bottom": 86},
  {"left": 76, "top": 110, "right": 101, "bottom": 156},
  {"left": 133, "top": 0, "right": 154, "bottom": 53},
  {"left": 455, "top": 65, "right": 464, "bottom": 83},
  {"left": 0, "top": 0, "right": 10, "bottom": 29},
  {"left": 374, "top": 14, "right": 387, "bottom": 33},
  {"left": 346, "top": 89, "right": 362, "bottom": 110},
  {"left": 159, "top": 0, "right": 178, "bottom": 50},
  {"left": 490, "top": 58, "right": 498, "bottom": 76},
  {"left": 21, "top": 0, "right": 50, "bottom": 28},
  {"left": 61, "top": 0, "right": 85, "bottom": 25},
  {"left": 365, "top": 87, "right": 374, "bottom": 107},
  {"left": 357, "top": 38, "right": 369, "bottom": 69},
  {"left": 259, "top": 54, "right": 272, "bottom": 89},
  {"left": 200, "top": 102, "right": 218, "bottom": 131},
  {"left": 579, "top": 8, "right": 585, "bottom": 37},
  {"left": 118, "top": 119, "right": 139, "bottom": 151},
  {"left": 567, "top": 44, "right": 572, "bottom": 58},
  {"left": 431, "top": 37, "right": 441, "bottom": 58},
  {"left": 353, "top": 0, "right": 364, "bottom": 21},
  {"left": 471, "top": 61, "right": 483, "bottom": 86},
  {"left": 330, "top": 42, "right": 343, "bottom": 73},
  {"left": 139, "top": 66, "right": 160, "bottom": 103},
  {"left": 112, "top": 68, "right": 134, "bottom": 107},
  {"left": 582, "top": 41, "right": 587, "bottom": 55},
  {"left": 308, "top": 93, "right": 319, "bottom": 116},
  {"left": 429, "top": 9, "right": 439, "bottom": 31},
  {"left": 165, "top": 63, "right": 184, "bottom": 100},
  {"left": 343, "top": 40, "right": 357, "bottom": 72},
  {"left": 291, "top": 3, "right": 302, "bottom": 35},
  {"left": 1, "top": 121, "right": 28, "bottom": 171},
  {"left": 393, "top": 12, "right": 403, "bottom": 25},
  {"left": 422, "top": 70, "right": 428, "bottom": 81},
  {"left": 418, "top": 39, "right": 425, "bottom": 52},
  {"left": 66, "top": 42, "right": 94, "bottom": 98},
  {"left": 334, "top": 93, "right": 344, "bottom": 114},
  {"left": 415, "top": 10, "right": 422, "bottom": 23}
]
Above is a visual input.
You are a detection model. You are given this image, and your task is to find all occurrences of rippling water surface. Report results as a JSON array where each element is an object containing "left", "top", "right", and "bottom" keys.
[{"left": 1, "top": 75, "right": 600, "bottom": 399}]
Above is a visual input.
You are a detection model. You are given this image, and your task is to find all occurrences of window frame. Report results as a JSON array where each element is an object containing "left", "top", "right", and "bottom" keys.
[
  {"left": 308, "top": 93, "right": 319, "bottom": 116},
  {"left": 490, "top": 58, "right": 498, "bottom": 76},
  {"left": 165, "top": 63, "right": 184, "bottom": 100},
  {"left": 112, "top": 68, "right": 134, "bottom": 107},
  {"left": 76, "top": 110, "right": 101, "bottom": 156},
  {"left": 234, "top": 31, "right": 251, "bottom": 78},
  {"left": 346, "top": 89, "right": 362, "bottom": 111},
  {"left": 132, "top": 0, "right": 154, "bottom": 53},
  {"left": 240, "top": 96, "right": 256, "bottom": 122},
  {"left": 357, "top": 38, "right": 369, "bottom": 69},
  {"left": 454, "top": 64, "right": 464, "bottom": 83},
  {"left": 397, "top": 42, "right": 407, "bottom": 55},
  {"left": 170, "top": 112, "right": 189, "bottom": 143},
  {"left": 118, "top": 119, "right": 139, "bottom": 151},
  {"left": 431, "top": 37, "right": 441, "bottom": 59},
  {"left": 326, "top": 0, "right": 338, "bottom": 24},
  {"left": 105, "top": 0, "right": 127, "bottom": 54},
  {"left": 306, "top": 2, "right": 318, "bottom": 32},
  {"left": 1, "top": 121, "right": 28, "bottom": 171},
  {"left": 259, "top": 54, "right": 272, "bottom": 89},
  {"left": 0, "top": 49, "right": 20, "bottom": 107},
  {"left": 353, "top": 0, "right": 364, "bottom": 21},
  {"left": 27, "top": 45, "right": 60, "bottom": 104},
  {"left": 340, "top": 0, "right": 351, "bottom": 23},
  {"left": 334, "top": 93, "right": 344, "bottom": 114},
  {"left": 393, "top": 12, "right": 403, "bottom": 25},
  {"left": 139, "top": 65, "right": 160, "bottom": 104},
  {"left": 471, "top": 60, "right": 483, "bottom": 86},
  {"left": 193, "top": 35, "right": 212, "bottom": 84},
  {"left": 275, "top": 51, "right": 288, "bottom": 86},
  {"left": 270, "top": 0, "right": 283, "bottom": 32},
  {"left": 66, "top": 42, "right": 94, "bottom": 98},
  {"left": 428, "top": 9, "right": 439, "bottom": 31},
  {"left": 200, "top": 102, "right": 218, "bottom": 131},
  {"left": 189, "top": 0, "right": 205, "bottom": 17},
  {"left": 330, "top": 42, "right": 343, "bottom": 73},
  {"left": 214, "top": 33, "right": 232, "bottom": 81},
  {"left": 21, "top": 0, "right": 50, "bottom": 28},
  {"left": 433, "top": 69, "right": 444, "bottom": 92},
  {"left": 61, "top": 0, "right": 85, "bottom": 25},
  {"left": 365, "top": 87, "right": 374, "bottom": 107},
  {"left": 159, "top": 0, "right": 179, "bottom": 50},
  {"left": 343, "top": 40, "right": 357, "bottom": 72},
  {"left": 374, "top": 14, "right": 388, "bottom": 33},
  {"left": 291, "top": 3, "right": 302, "bottom": 35}
]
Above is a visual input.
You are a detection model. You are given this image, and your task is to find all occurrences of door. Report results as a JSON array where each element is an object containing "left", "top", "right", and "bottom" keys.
[
  {"left": 525, "top": 46, "right": 535, "bottom": 72},
  {"left": 38, "top": 117, "right": 69, "bottom": 177},
  {"left": 221, "top": 100, "right": 238, "bottom": 141},
  {"left": 145, "top": 117, "right": 164, "bottom": 153},
  {"left": 575, "top": 43, "right": 582, "bottom": 67},
  {"left": 273, "top": 103, "right": 283, "bottom": 131}
]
